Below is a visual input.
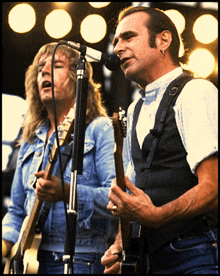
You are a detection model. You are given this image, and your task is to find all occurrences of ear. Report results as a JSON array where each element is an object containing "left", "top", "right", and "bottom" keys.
[{"left": 156, "top": 30, "right": 172, "bottom": 52}]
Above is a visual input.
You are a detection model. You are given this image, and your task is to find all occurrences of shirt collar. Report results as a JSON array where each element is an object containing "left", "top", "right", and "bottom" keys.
[
  {"left": 139, "top": 67, "right": 183, "bottom": 104},
  {"left": 35, "top": 119, "right": 50, "bottom": 142}
]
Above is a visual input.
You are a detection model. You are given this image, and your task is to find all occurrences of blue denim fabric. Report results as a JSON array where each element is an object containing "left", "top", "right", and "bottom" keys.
[
  {"left": 148, "top": 229, "right": 218, "bottom": 274},
  {"left": 2, "top": 116, "right": 118, "bottom": 254},
  {"left": 37, "top": 250, "right": 104, "bottom": 274}
]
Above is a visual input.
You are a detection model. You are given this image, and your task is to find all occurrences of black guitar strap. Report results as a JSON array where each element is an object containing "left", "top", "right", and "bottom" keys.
[{"left": 144, "top": 72, "right": 194, "bottom": 170}]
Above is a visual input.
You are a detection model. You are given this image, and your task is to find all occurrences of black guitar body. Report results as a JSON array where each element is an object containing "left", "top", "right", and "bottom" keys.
[{"left": 122, "top": 237, "right": 148, "bottom": 274}]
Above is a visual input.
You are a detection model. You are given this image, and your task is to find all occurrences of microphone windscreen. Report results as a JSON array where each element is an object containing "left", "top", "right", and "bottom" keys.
[{"left": 105, "top": 55, "right": 121, "bottom": 71}]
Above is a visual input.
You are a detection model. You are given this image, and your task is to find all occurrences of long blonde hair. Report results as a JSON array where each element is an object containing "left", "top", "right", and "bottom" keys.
[{"left": 22, "top": 42, "right": 107, "bottom": 143}]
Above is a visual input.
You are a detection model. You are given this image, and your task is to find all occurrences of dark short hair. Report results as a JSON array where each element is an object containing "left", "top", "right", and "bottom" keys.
[{"left": 117, "top": 6, "right": 183, "bottom": 66}]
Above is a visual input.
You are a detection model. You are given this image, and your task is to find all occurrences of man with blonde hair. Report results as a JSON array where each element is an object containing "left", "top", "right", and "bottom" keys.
[{"left": 2, "top": 43, "right": 117, "bottom": 274}]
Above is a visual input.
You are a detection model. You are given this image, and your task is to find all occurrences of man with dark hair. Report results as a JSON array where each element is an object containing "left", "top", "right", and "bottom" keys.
[{"left": 101, "top": 6, "right": 218, "bottom": 274}]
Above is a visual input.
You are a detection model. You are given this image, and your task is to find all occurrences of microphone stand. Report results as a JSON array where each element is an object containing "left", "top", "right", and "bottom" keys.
[{"left": 63, "top": 53, "right": 88, "bottom": 274}]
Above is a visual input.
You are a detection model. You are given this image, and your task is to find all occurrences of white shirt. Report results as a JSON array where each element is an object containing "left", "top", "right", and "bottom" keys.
[{"left": 125, "top": 67, "right": 218, "bottom": 182}]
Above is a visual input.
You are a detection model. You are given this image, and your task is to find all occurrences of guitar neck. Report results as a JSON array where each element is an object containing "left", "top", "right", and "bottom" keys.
[
  {"left": 114, "top": 151, "right": 131, "bottom": 251},
  {"left": 113, "top": 112, "right": 146, "bottom": 274},
  {"left": 112, "top": 111, "right": 130, "bottom": 251},
  {"left": 114, "top": 150, "right": 126, "bottom": 191}
]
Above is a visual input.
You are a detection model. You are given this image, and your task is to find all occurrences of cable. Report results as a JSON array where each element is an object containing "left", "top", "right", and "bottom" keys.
[{"left": 51, "top": 42, "right": 69, "bottom": 230}]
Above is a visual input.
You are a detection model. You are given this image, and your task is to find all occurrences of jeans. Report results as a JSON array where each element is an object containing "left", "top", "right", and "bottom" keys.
[
  {"left": 148, "top": 229, "right": 218, "bottom": 274},
  {"left": 38, "top": 250, "right": 104, "bottom": 274}
]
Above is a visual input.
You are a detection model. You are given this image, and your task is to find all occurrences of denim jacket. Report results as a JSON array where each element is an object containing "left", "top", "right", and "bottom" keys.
[{"left": 2, "top": 116, "right": 118, "bottom": 253}]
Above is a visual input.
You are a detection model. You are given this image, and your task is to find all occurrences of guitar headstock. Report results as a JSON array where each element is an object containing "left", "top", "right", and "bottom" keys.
[
  {"left": 57, "top": 107, "right": 75, "bottom": 146},
  {"left": 112, "top": 107, "right": 127, "bottom": 148}
]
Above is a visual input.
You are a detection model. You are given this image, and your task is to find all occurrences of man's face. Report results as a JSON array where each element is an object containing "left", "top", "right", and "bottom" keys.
[
  {"left": 113, "top": 12, "right": 160, "bottom": 86},
  {"left": 37, "top": 51, "right": 73, "bottom": 104}
]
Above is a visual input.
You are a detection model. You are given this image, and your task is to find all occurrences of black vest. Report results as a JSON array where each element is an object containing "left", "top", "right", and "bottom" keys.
[
  {"left": 132, "top": 98, "right": 198, "bottom": 206},
  {"left": 131, "top": 77, "right": 208, "bottom": 253}
]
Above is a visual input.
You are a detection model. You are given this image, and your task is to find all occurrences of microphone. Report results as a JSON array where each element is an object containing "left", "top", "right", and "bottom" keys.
[{"left": 59, "top": 40, "right": 120, "bottom": 71}]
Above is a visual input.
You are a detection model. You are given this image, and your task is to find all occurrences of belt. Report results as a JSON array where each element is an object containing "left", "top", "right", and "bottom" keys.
[
  {"left": 174, "top": 226, "right": 214, "bottom": 241},
  {"left": 142, "top": 215, "right": 210, "bottom": 253}
]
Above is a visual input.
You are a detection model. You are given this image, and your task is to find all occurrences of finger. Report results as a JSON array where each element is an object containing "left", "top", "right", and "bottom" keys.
[
  {"left": 35, "top": 189, "right": 46, "bottom": 200},
  {"left": 101, "top": 252, "right": 121, "bottom": 274},
  {"left": 104, "top": 261, "right": 121, "bottom": 274},
  {"left": 110, "top": 182, "right": 127, "bottom": 199},
  {"left": 101, "top": 244, "right": 122, "bottom": 264},
  {"left": 35, "top": 181, "right": 46, "bottom": 194},
  {"left": 107, "top": 202, "right": 119, "bottom": 216},
  {"left": 36, "top": 179, "right": 43, "bottom": 190},
  {"left": 124, "top": 176, "right": 139, "bottom": 195},
  {"left": 108, "top": 191, "right": 121, "bottom": 207},
  {"left": 37, "top": 179, "right": 53, "bottom": 189},
  {"left": 34, "top": 171, "right": 45, "bottom": 178},
  {"left": 36, "top": 188, "right": 53, "bottom": 202},
  {"left": 36, "top": 180, "right": 44, "bottom": 190},
  {"left": 101, "top": 252, "right": 118, "bottom": 267},
  {"left": 107, "top": 201, "right": 114, "bottom": 210}
]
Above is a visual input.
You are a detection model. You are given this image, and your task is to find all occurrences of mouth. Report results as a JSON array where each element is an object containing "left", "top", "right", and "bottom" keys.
[
  {"left": 121, "top": 57, "right": 131, "bottom": 68},
  {"left": 42, "top": 80, "right": 52, "bottom": 89}
]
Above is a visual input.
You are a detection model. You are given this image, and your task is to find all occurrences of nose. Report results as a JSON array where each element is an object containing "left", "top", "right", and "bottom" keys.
[
  {"left": 113, "top": 39, "right": 125, "bottom": 56},
  {"left": 41, "top": 62, "right": 51, "bottom": 76}
]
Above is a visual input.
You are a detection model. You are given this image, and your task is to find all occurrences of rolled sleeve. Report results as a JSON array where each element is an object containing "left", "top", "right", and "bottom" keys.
[{"left": 174, "top": 79, "right": 218, "bottom": 174}]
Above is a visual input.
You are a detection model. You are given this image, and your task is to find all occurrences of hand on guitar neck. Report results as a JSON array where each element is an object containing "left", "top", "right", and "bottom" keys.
[
  {"left": 102, "top": 109, "right": 148, "bottom": 274},
  {"left": 101, "top": 109, "right": 131, "bottom": 274}
]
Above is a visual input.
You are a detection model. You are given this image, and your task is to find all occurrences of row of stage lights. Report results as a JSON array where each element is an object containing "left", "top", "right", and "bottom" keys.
[
  {"left": 8, "top": 3, "right": 111, "bottom": 42},
  {"left": 8, "top": 2, "right": 218, "bottom": 79}
]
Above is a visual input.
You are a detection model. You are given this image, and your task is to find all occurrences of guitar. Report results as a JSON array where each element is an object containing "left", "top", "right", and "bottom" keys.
[
  {"left": 4, "top": 107, "right": 76, "bottom": 274},
  {"left": 112, "top": 108, "right": 147, "bottom": 274}
]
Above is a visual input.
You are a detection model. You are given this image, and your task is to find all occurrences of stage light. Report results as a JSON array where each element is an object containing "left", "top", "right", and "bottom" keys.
[
  {"left": 54, "top": 2, "right": 69, "bottom": 6},
  {"left": 45, "top": 9, "right": 72, "bottom": 39},
  {"left": 89, "top": 2, "right": 111, "bottom": 8},
  {"left": 8, "top": 3, "right": 36, "bottom": 33},
  {"left": 187, "top": 48, "right": 215, "bottom": 78},
  {"left": 163, "top": 9, "right": 185, "bottom": 59},
  {"left": 80, "top": 14, "right": 107, "bottom": 43},
  {"left": 193, "top": 14, "right": 218, "bottom": 44},
  {"left": 179, "top": 41, "right": 185, "bottom": 60},
  {"left": 164, "top": 9, "right": 185, "bottom": 34}
]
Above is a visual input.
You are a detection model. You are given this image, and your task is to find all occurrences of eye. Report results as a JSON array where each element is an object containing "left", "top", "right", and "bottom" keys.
[
  {"left": 125, "top": 33, "right": 136, "bottom": 40},
  {"left": 54, "top": 62, "right": 64, "bottom": 69}
]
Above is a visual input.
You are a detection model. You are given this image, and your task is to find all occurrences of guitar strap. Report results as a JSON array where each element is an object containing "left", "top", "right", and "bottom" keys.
[
  {"left": 143, "top": 72, "right": 194, "bottom": 171},
  {"left": 36, "top": 142, "right": 73, "bottom": 234}
]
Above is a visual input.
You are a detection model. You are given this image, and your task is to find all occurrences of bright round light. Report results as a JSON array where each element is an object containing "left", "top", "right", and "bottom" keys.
[
  {"left": 187, "top": 48, "right": 215, "bottom": 78},
  {"left": 80, "top": 14, "right": 107, "bottom": 43},
  {"left": 193, "top": 14, "right": 218, "bottom": 44},
  {"left": 179, "top": 41, "right": 185, "bottom": 59},
  {"left": 45, "top": 9, "right": 72, "bottom": 39},
  {"left": 164, "top": 9, "right": 185, "bottom": 34},
  {"left": 89, "top": 2, "right": 110, "bottom": 8},
  {"left": 8, "top": 3, "right": 36, "bottom": 33}
]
